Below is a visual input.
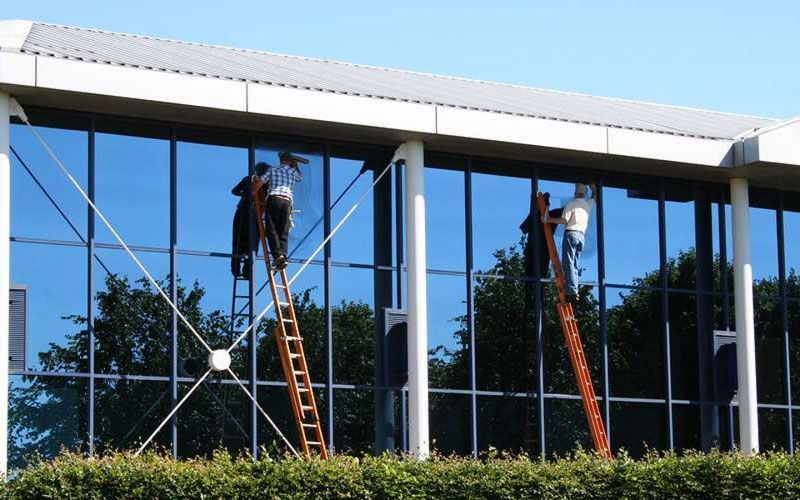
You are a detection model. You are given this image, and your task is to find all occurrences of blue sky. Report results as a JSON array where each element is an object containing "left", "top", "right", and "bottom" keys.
[
  {"left": 6, "top": 1, "right": 799, "bottom": 118},
  {"left": 7, "top": 2, "right": 800, "bottom": 366}
]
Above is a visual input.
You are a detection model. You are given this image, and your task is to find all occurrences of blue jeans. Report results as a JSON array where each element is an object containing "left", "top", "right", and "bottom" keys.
[{"left": 562, "top": 230, "right": 585, "bottom": 297}]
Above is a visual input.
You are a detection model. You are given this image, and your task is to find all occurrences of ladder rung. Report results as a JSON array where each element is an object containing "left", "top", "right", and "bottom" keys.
[
  {"left": 297, "top": 388, "right": 309, "bottom": 393},
  {"left": 293, "top": 370, "right": 306, "bottom": 376},
  {"left": 301, "top": 405, "right": 313, "bottom": 411},
  {"left": 278, "top": 302, "right": 290, "bottom": 307},
  {"left": 282, "top": 318, "right": 294, "bottom": 323},
  {"left": 289, "top": 353, "right": 301, "bottom": 359},
  {"left": 234, "top": 295, "right": 249, "bottom": 299},
  {"left": 274, "top": 284, "right": 286, "bottom": 288},
  {"left": 306, "top": 441, "right": 322, "bottom": 446},
  {"left": 284, "top": 336, "right": 302, "bottom": 341},
  {"left": 302, "top": 423, "right": 316, "bottom": 428}
]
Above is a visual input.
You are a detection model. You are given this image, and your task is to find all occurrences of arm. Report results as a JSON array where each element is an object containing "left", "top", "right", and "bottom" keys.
[
  {"left": 543, "top": 213, "right": 568, "bottom": 225},
  {"left": 590, "top": 182, "right": 598, "bottom": 200},
  {"left": 543, "top": 205, "right": 569, "bottom": 225},
  {"left": 231, "top": 176, "right": 247, "bottom": 196}
]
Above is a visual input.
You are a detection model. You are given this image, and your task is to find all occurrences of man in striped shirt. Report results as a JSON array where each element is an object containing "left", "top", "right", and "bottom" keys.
[{"left": 264, "top": 151, "right": 308, "bottom": 270}]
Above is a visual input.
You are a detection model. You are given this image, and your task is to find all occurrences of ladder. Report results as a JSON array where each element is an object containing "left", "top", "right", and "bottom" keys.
[
  {"left": 536, "top": 192, "right": 613, "bottom": 460},
  {"left": 219, "top": 274, "right": 252, "bottom": 450},
  {"left": 251, "top": 177, "right": 328, "bottom": 459}
]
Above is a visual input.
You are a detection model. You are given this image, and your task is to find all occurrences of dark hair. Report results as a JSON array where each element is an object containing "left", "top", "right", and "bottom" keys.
[{"left": 255, "top": 162, "right": 269, "bottom": 176}]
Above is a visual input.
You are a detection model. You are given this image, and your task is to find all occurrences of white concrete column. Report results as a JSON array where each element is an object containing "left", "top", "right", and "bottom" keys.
[
  {"left": 0, "top": 92, "right": 11, "bottom": 476},
  {"left": 731, "top": 177, "right": 759, "bottom": 455},
  {"left": 404, "top": 140, "right": 429, "bottom": 458}
]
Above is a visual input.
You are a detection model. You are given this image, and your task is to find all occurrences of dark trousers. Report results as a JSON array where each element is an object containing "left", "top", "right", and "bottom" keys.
[
  {"left": 264, "top": 196, "right": 292, "bottom": 260},
  {"left": 231, "top": 202, "right": 257, "bottom": 278}
]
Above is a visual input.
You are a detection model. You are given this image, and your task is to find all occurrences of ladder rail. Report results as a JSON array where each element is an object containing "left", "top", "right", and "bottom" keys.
[
  {"left": 280, "top": 275, "right": 327, "bottom": 454},
  {"left": 252, "top": 177, "right": 329, "bottom": 459},
  {"left": 537, "top": 192, "right": 612, "bottom": 459}
]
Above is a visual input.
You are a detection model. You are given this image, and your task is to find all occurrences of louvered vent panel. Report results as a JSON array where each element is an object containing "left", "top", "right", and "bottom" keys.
[{"left": 9, "top": 286, "right": 27, "bottom": 372}]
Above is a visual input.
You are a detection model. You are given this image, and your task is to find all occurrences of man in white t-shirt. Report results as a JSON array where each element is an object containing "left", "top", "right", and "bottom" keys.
[{"left": 542, "top": 183, "right": 597, "bottom": 304}]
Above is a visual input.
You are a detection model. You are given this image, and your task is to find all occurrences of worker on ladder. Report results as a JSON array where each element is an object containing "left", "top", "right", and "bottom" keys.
[
  {"left": 231, "top": 162, "right": 269, "bottom": 279},
  {"left": 262, "top": 152, "right": 309, "bottom": 270},
  {"left": 541, "top": 183, "right": 597, "bottom": 304}
]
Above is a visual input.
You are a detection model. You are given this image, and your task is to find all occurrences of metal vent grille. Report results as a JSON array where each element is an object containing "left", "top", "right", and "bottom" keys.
[
  {"left": 383, "top": 308, "right": 408, "bottom": 387},
  {"left": 713, "top": 330, "right": 737, "bottom": 402},
  {"left": 9, "top": 286, "right": 27, "bottom": 372}
]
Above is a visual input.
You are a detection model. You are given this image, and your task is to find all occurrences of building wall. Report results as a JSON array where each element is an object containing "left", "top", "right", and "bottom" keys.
[{"left": 6, "top": 110, "right": 799, "bottom": 469}]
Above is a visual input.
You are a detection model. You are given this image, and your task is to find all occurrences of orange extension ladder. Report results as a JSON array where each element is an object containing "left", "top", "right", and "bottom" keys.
[
  {"left": 537, "top": 192, "right": 613, "bottom": 460},
  {"left": 252, "top": 177, "right": 328, "bottom": 459}
]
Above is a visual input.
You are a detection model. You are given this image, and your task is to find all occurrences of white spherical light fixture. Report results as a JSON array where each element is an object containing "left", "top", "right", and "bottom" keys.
[{"left": 208, "top": 349, "right": 231, "bottom": 372}]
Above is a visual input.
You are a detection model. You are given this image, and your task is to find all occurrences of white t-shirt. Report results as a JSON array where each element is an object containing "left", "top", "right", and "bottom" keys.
[{"left": 562, "top": 197, "right": 595, "bottom": 233}]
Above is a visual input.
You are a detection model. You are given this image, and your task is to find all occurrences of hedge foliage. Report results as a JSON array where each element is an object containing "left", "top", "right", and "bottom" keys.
[{"left": 4, "top": 450, "right": 800, "bottom": 499}]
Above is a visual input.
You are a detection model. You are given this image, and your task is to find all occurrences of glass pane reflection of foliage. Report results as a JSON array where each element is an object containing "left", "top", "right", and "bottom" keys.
[
  {"left": 10, "top": 376, "right": 86, "bottom": 470},
  {"left": 12, "top": 233, "right": 800, "bottom": 460}
]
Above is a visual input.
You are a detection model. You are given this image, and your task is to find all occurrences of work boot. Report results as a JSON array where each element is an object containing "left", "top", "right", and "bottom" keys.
[{"left": 274, "top": 255, "right": 287, "bottom": 270}]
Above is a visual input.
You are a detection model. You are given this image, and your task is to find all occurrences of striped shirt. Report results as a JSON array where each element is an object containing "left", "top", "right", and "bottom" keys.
[{"left": 265, "top": 163, "right": 302, "bottom": 202}]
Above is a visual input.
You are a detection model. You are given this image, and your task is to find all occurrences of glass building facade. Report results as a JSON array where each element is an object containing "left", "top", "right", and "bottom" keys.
[{"left": 7, "top": 108, "right": 800, "bottom": 469}]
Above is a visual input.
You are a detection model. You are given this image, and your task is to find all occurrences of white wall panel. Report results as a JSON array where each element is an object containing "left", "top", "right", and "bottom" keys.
[
  {"left": 436, "top": 107, "right": 608, "bottom": 153},
  {"left": 37, "top": 58, "right": 247, "bottom": 111},
  {"left": 0, "top": 53, "right": 35, "bottom": 87},
  {"left": 608, "top": 128, "right": 734, "bottom": 167},
  {"left": 248, "top": 83, "right": 436, "bottom": 133}
]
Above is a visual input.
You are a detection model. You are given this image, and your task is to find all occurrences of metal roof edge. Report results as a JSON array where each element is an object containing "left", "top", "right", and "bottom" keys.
[{"left": 10, "top": 19, "right": 782, "bottom": 127}]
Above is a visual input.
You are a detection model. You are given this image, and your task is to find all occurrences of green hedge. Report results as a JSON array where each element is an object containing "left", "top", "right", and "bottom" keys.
[{"left": 5, "top": 450, "right": 800, "bottom": 499}]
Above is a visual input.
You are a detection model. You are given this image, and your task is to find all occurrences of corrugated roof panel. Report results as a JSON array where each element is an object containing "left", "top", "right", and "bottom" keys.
[{"left": 6, "top": 21, "right": 778, "bottom": 139}]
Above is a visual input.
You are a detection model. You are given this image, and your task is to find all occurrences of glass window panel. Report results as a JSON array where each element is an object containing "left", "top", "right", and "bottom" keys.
[
  {"left": 255, "top": 142, "right": 324, "bottom": 263},
  {"left": 477, "top": 395, "right": 538, "bottom": 454},
  {"left": 430, "top": 393, "right": 471, "bottom": 455},
  {"left": 257, "top": 263, "right": 326, "bottom": 383},
  {"left": 544, "top": 285, "right": 601, "bottom": 395},
  {"left": 539, "top": 179, "right": 599, "bottom": 286},
  {"left": 96, "top": 133, "right": 170, "bottom": 248},
  {"left": 428, "top": 273, "right": 468, "bottom": 390},
  {"left": 610, "top": 402, "right": 666, "bottom": 457},
  {"left": 785, "top": 211, "right": 800, "bottom": 284},
  {"left": 177, "top": 254, "right": 248, "bottom": 377},
  {"left": 11, "top": 241, "right": 87, "bottom": 372},
  {"left": 330, "top": 156, "right": 373, "bottom": 265},
  {"left": 750, "top": 207, "right": 778, "bottom": 284},
  {"left": 474, "top": 275, "right": 535, "bottom": 393},
  {"left": 794, "top": 411, "right": 800, "bottom": 452},
  {"left": 603, "top": 186, "right": 659, "bottom": 286},
  {"left": 672, "top": 404, "right": 701, "bottom": 452},
  {"left": 758, "top": 408, "right": 788, "bottom": 452},
  {"left": 9, "top": 375, "right": 87, "bottom": 471},
  {"left": 10, "top": 124, "right": 88, "bottom": 242},
  {"left": 94, "top": 379, "right": 170, "bottom": 454},
  {"left": 331, "top": 266, "right": 375, "bottom": 385},
  {"left": 179, "top": 379, "right": 252, "bottom": 458},
  {"left": 789, "top": 300, "right": 800, "bottom": 405},
  {"left": 333, "top": 388, "right": 373, "bottom": 455},
  {"left": 669, "top": 292, "right": 698, "bottom": 401},
  {"left": 425, "top": 167, "right": 465, "bottom": 272},
  {"left": 256, "top": 385, "right": 327, "bottom": 457},
  {"left": 472, "top": 172, "right": 532, "bottom": 276},
  {"left": 666, "top": 199, "right": 696, "bottom": 290},
  {"left": 93, "top": 248, "right": 170, "bottom": 376},
  {"left": 177, "top": 141, "right": 248, "bottom": 253},
  {"left": 544, "top": 398, "right": 592, "bottom": 457},
  {"left": 607, "top": 288, "right": 665, "bottom": 398},
  {"left": 754, "top": 298, "right": 786, "bottom": 404}
]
